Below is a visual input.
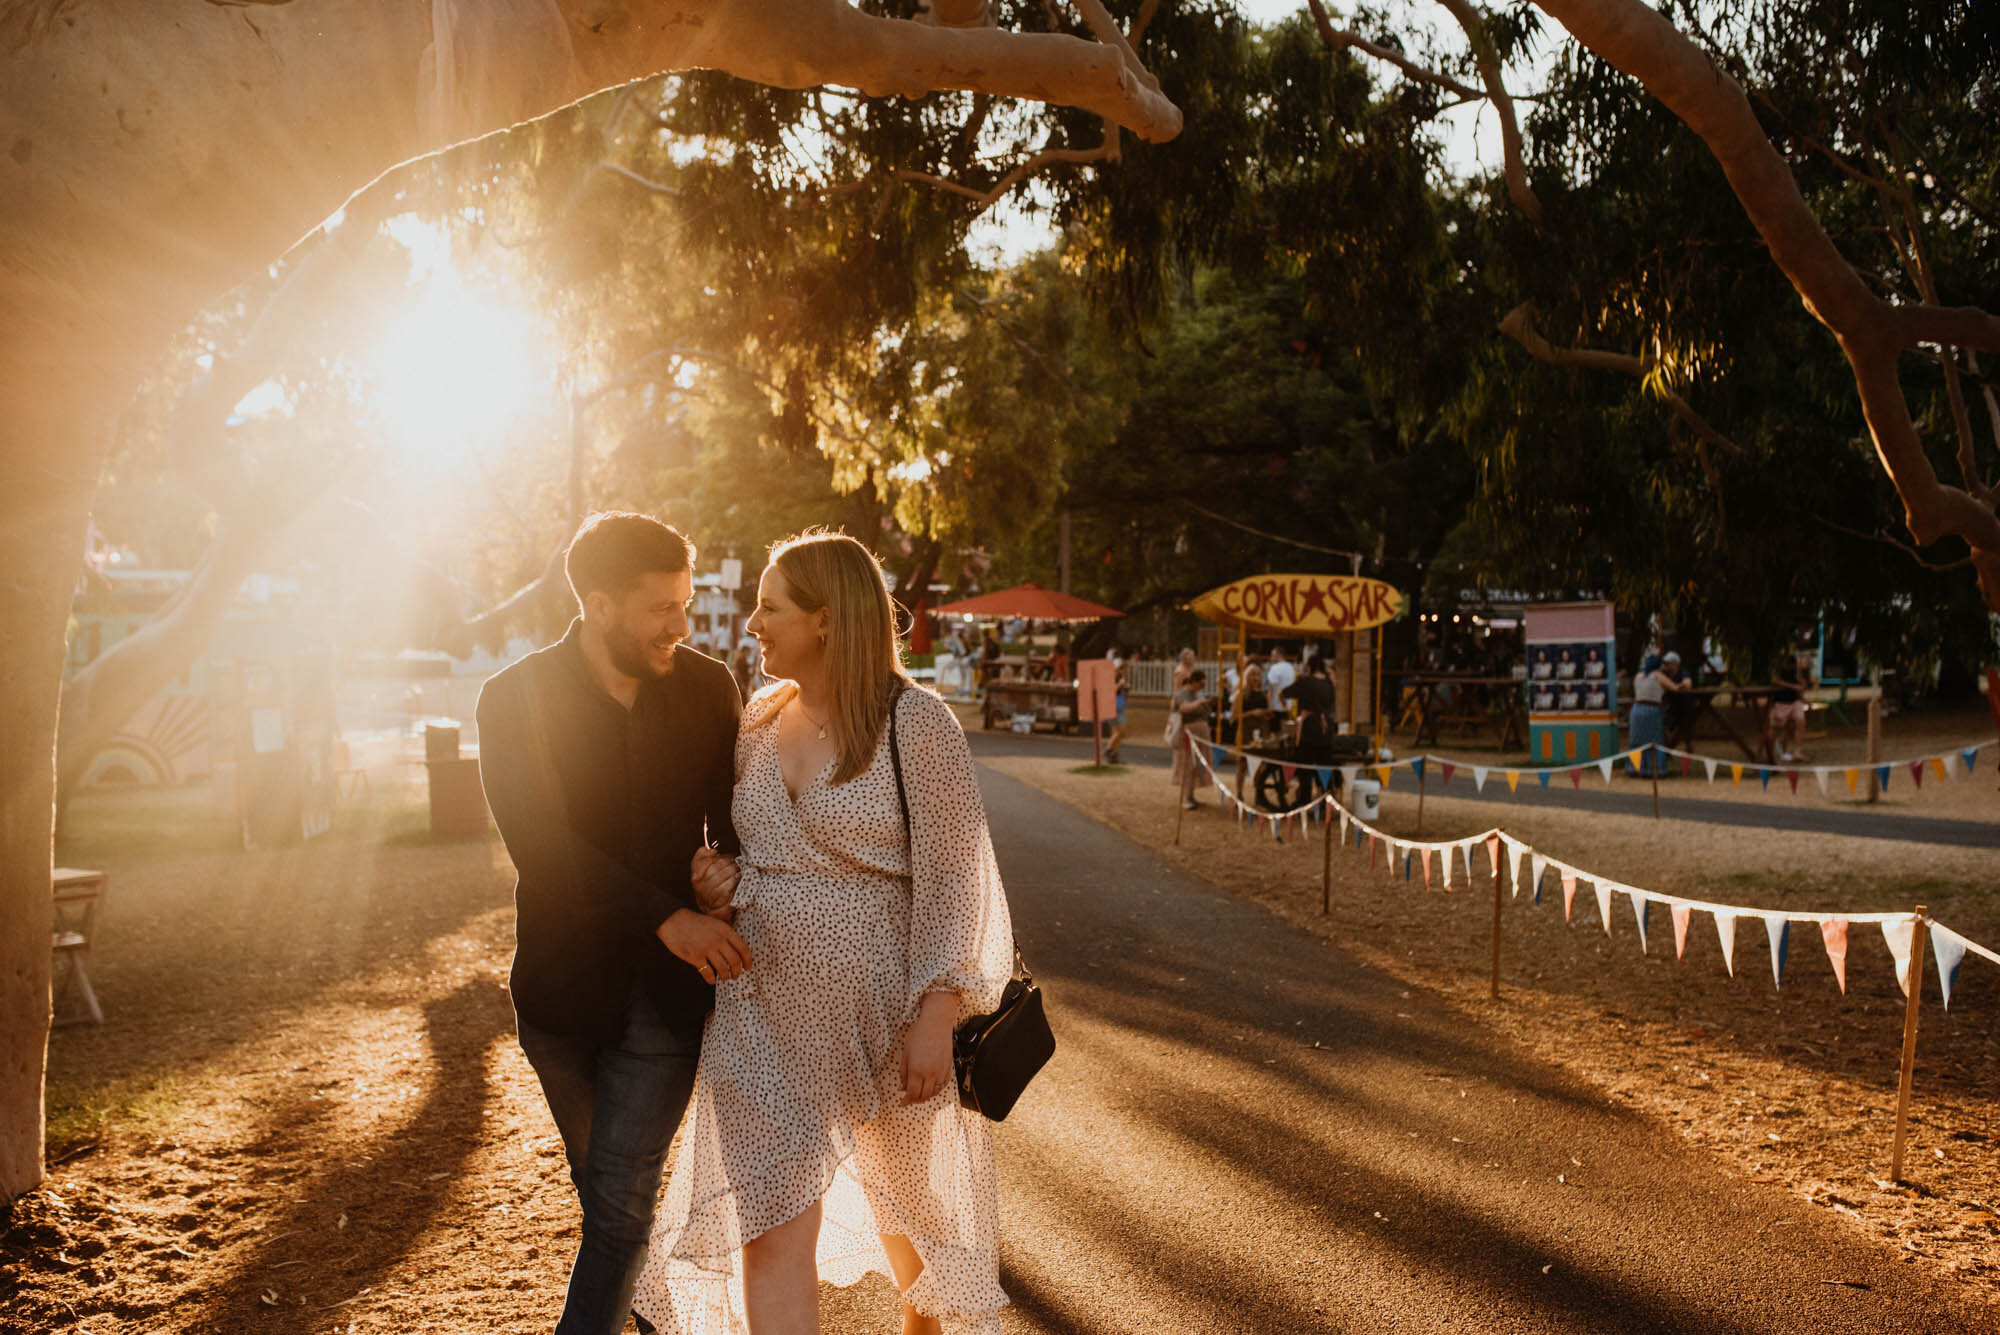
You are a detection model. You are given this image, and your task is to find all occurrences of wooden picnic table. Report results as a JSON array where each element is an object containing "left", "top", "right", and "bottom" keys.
[
  {"left": 1405, "top": 673, "right": 1527, "bottom": 750},
  {"left": 1682, "top": 684, "right": 1783, "bottom": 765},
  {"left": 52, "top": 866, "right": 107, "bottom": 1026}
]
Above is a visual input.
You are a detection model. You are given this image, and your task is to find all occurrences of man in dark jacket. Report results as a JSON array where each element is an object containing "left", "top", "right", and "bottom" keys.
[{"left": 477, "top": 512, "right": 748, "bottom": 1335}]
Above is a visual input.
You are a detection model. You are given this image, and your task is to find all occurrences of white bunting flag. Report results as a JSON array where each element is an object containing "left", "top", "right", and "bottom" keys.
[
  {"left": 1882, "top": 917, "right": 1916, "bottom": 996},
  {"left": 1630, "top": 893, "right": 1651, "bottom": 954},
  {"left": 1441, "top": 846, "right": 1455, "bottom": 890},
  {"left": 1594, "top": 882, "right": 1614, "bottom": 935},
  {"left": 1763, "top": 915, "right": 1790, "bottom": 988},
  {"left": 1814, "top": 768, "right": 1830, "bottom": 796},
  {"left": 1245, "top": 756, "right": 1264, "bottom": 783},
  {"left": 1530, "top": 854, "right": 1548, "bottom": 904},
  {"left": 1597, "top": 758, "right": 1614, "bottom": 784},
  {"left": 1473, "top": 766, "right": 1489, "bottom": 793},
  {"left": 1702, "top": 757, "right": 1719, "bottom": 783},
  {"left": 1507, "top": 839, "right": 1527, "bottom": 898},
  {"left": 1672, "top": 904, "right": 1692, "bottom": 960},
  {"left": 1338, "top": 811, "right": 1351, "bottom": 845},
  {"left": 1714, "top": 911, "right": 1738, "bottom": 976},
  {"left": 1931, "top": 926, "right": 1968, "bottom": 1010}
]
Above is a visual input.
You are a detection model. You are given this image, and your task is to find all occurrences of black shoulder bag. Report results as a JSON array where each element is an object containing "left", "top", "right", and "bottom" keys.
[{"left": 888, "top": 685, "right": 1055, "bottom": 1122}]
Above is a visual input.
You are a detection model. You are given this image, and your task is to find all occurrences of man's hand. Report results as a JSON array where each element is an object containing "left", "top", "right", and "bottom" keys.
[
  {"left": 657, "top": 908, "right": 752, "bottom": 984},
  {"left": 902, "top": 991, "right": 959, "bottom": 1105},
  {"left": 691, "top": 846, "right": 741, "bottom": 916}
]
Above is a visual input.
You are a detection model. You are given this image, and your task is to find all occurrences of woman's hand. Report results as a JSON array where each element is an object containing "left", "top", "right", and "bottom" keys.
[
  {"left": 902, "top": 992, "right": 959, "bottom": 1105},
  {"left": 691, "top": 846, "right": 741, "bottom": 918}
]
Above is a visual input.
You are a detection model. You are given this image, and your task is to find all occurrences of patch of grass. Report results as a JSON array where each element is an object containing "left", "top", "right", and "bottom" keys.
[
  {"left": 45, "top": 1069, "right": 212, "bottom": 1153},
  {"left": 1066, "top": 764, "right": 1130, "bottom": 776}
]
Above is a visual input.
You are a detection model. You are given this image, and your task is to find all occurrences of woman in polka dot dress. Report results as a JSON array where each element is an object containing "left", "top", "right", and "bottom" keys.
[{"left": 633, "top": 531, "right": 1016, "bottom": 1335}]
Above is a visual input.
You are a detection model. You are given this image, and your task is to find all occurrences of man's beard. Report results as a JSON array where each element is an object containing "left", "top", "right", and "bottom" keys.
[{"left": 605, "top": 619, "right": 680, "bottom": 680}]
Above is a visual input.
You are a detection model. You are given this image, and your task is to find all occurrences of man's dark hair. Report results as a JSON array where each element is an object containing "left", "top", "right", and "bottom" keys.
[
  {"left": 1308, "top": 655, "right": 1330, "bottom": 676},
  {"left": 565, "top": 512, "right": 694, "bottom": 604}
]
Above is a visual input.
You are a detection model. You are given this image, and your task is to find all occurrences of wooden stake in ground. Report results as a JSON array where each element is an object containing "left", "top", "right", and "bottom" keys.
[
  {"left": 1320, "top": 796, "right": 1334, "bottom": 915},
  {"left": 1173, "top": 731, "right": 1188, "bottom": 847},
  {"left": 1488, "top": 848, "right": 1506, "bottom": 1000},
  {"left": 1891, "top": 906, "right": 1930, "bottom": 1183},
  {"left": 1651, "top": 745, "right": 1661, "bottom": 820},
  {"left": 1867, "top": 695, "right": 1882, "bottom": 803},
  {"left": 1416, "top": 759, "right": 1428, "bottom": 835}
]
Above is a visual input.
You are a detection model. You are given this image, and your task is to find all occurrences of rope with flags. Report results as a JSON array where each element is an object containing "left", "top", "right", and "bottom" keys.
[{"left": 1183, "top": 733, "right": 2000, "bottom": 1005}]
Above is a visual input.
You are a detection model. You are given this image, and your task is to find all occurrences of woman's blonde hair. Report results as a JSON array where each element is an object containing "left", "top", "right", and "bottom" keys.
[{"left": 752, "top": 528, "right": 914, "bottom": 784}]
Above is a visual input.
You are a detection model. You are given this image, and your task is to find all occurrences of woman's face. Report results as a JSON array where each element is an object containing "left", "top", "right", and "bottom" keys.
[
  {"left": 1179, "top": 649, "right": 1195, "bottom": 666},
  {"left": 1244, "top": 665, "right": 1263, "bottom": 689},
  {"left": 745, "top": 565, "right": 826, "bottom": 682}
]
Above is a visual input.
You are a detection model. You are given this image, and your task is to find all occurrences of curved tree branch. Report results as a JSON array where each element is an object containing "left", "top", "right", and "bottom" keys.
[
  {"left": 1303, "top": 0, "right": 1483, "bottom": 102},
  {"left": 1433, "top": 0, "right": 1543, "bottom": 222}
]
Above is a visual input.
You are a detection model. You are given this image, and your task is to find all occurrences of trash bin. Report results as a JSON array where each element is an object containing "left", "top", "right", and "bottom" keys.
[
  {"left": 1348, "top": 778, "right": 1382, "bottom": 822},
  {"left": 426, "top": 729, "right": 488, "bottom": 839}
]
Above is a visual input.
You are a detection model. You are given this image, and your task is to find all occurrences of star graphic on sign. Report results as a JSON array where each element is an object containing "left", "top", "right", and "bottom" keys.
[{"left": 1296, "top": 578, "right": 1331, "bottom": 621}]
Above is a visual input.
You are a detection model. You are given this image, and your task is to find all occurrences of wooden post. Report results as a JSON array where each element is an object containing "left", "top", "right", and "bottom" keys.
[
  {"left": 1372, "top": 624, "right": 1384, "bottom": 756},
  {"left": 1489, "top": 854, "right": 1505, "bottom": 1000},
  {"left": 1173, "top": 732, "right": 1188, "bottom": 847},
  {"left": 1416, "top": 759, "right": 1428, "bottom": 835},
  {"left": 1866, "top": 695, "right": 1882, "bottom": 803},
  {"left": 1891, "top": 907, "right": 1929, "bottom": 1183},
  {"left": 1651, "top": 745, "right": 1661, "bottom": 820},
  {"left": 1321, "top": 797, "right": 1335, "bottom": 915}
]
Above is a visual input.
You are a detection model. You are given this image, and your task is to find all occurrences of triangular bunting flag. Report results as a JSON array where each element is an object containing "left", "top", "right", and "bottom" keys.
[
  {"left": 1529, "top": 853, "right": 1547, "bottom": 904},
  {"left": 1403, "top": 847, "right": 1414, "bottom": 882},
  {"left": 1758, "top": 767, "right": 1773, "bottom": 791},
  {"left": 1786, "top": 770, "right": 1799, "bottom": 794},
  {"left": 1594, "top": 882, "right": 1613, "bottom": 935},
  {"left": 1929, "top": 756, "right": 1948, "bottom": 783},
  {"left": 1368, "top": 832, "right": 1379, "bottom": 870},
  {"left": 1715, "top": 911, "right": 1738, "bottom": 976},
  {"left": 1246, "top": 756, "right": 1264, "bottom": 782},
  {"left": 1440, "top": 762, "right": 1456, "bottom": 786},
  {"left": 1814, "top": 768, "right": 1829, "bottom": 796},
  {"left": 1882, "top": 917, "right": 1915, "bottom": 996},
  {"left": 1376, "top": 765, "right": 1393, "bottom": 787},
  {"left": 1962, "top": 748, "right": 1980, "bottom": 775},
  {"left": 1536, "top": 769, "right": 1552, "bottom": 791},
  {"left": 1506, "top": 838, "right": 1525, "bottom": 894},
  {"left": 1421, "top": 848, "right": 1433, "bottom": 891},
  {"left": 1932, "top": 927, "right": 1967, "bottom": 1010},
  {"left": 1561, "top": 871, "right": 1578, "bottom": 923},
  {"left": 1340, "top": 765, "right": 1361, "bottom": 791},
  {"left": 1671, "top": 904, "right": 1691, "bottom": 961},
  {"left": 1211, "top": 745, "right": 1227, "bottom": 770},
  {"left": 1507, "top": 770, "right": 1521, "bottom": 793},
  {"left": 1909, "top": 759, "right": 1924, "bottom": 789},
  {"left": 1680, "top": 754, "right": 1692, "bottom": 779},
  {"left": 1820, "top": 919, "right": 1849, "bottom": 994},
  {"left": 1412, "top": 757, "right": 1426, "bottom": 781},
  {"left": 1702, "top": 757, "right": 1718, "bottom": 783},
  {"left": 1473, "top": 766, "right": 1489, "bottom": 793},
  {"left": 1569, "top": 768, "right": 1583, "bottom": 790},
  {"left": 1281, "top": 764, "right": 1297, "bottom": 785},
  {"left": 1763, "top": 915, "right": 1789, "bottom": 988},
  {"left": 1338, "top": 811, "right": 1350, "bottom": 845},
  {"left": 1843, "top": 767, "right": 1859, "bottom": 795},
  {"left": 1597, "top": 758, "right": 1613, "bottom": 784},
  {"left": 1630, "top": 893, "right": 1651, "bottom": 954},
  {"left": 1440, "top": 845, "right": 1454, "bottom": 890},
  {"left": 1485, "top": 834, "right": 1502, "bottom": 881},
  {"left": 1875, "top": 764, "right": 1891, "bottom": 792},
  {"left": 1318, "top": 767, "right": 1334, "bottom": 791},
  {"left": 1730, "top": 763, "right": 1744, "bottom": 787}
]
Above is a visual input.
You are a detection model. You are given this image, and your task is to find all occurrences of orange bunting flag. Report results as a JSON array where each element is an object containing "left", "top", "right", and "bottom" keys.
[
  {"left": 1561, "top": 871, "right": 1578, "bottom": 923},
  {"left": 1730, "top": 764, "right": 1744, "bottom": 787},
  {"left": 1820, "top": 919, "right": 1850, "bottom": 994},
  {"left": 1485, "top": 834, "right": 1502, "bottom": 881},
  {"left": 1843, "top": 768, "right": 1859, "bottom": 794},
  {"left": 1420, "top": 848, "right": 1432, "bottom": 891},
  {"left": 1376, "top": 765, "right": 1393, "bottom": 788},
  {"left": 1930, "top": 756, "right": 1949, "bottom": 783},
  {"left": 1671, "top": 904, "right": 1692, "bottom": 961}
]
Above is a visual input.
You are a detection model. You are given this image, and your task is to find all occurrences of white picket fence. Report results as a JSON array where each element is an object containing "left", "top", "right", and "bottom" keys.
[{"left": 1123, "top": 659, "right": 1222, "bottom": 698}]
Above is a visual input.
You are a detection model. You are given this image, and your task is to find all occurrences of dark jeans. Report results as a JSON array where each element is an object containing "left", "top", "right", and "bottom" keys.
[{"left": 518, "top": 986, "right": 699, "bottom": 1335}]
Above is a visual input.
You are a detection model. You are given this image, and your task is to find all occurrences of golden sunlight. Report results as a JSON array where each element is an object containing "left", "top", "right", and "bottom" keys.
[{"left": 364, "top": 219, "right": 552, "bottom": 469}]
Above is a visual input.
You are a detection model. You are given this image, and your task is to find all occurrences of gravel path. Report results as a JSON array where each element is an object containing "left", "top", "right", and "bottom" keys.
[{"left": 940, "top": 764, "right": 1987, "bottom": 1334}]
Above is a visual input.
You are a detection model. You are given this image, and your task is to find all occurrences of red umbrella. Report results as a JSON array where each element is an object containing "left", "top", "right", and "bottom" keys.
[{"left": 929, "top": 583, "right": 1124, "bottom": 622}]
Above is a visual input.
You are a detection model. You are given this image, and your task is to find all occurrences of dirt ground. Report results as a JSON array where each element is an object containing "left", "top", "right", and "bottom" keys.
[
  {"left": 977, "top": 751, "right": 2000, "bottom": 1306},
  {"left": 4, "top": 706, "right": 1997, "bottom": 1332}
]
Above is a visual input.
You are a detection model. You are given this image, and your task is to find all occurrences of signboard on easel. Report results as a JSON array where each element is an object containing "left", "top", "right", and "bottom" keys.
[{"left": 1525, "top": 601, "right": 1617, "bottom": 764}]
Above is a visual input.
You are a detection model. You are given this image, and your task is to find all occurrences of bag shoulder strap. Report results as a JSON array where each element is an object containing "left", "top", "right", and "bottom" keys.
[{"left": 887, "top": 682, "right": 1033, "bottom": 986}]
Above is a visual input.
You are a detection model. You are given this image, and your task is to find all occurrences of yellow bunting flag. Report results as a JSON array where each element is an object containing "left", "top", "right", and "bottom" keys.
[
  {"left": 1843, "top": 768, "right": 1859, "bottom": 794},
  {"left": 1375, "top": 765, "right": 1393, "bottom": 787},
  {"left": 1931, "top": 756, "right": 1949, "bottom": 782},
  {"left": 1730, "top": 763, "right": 1743, "bottom": 787},
  {"left": 1506, "top": 769, "right": 1520, "bottom": 793}
]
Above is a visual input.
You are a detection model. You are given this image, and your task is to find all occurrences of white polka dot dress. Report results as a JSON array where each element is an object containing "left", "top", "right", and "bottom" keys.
[{"left": 632, "top": 682, "right": 1016, "bottom": 1335}]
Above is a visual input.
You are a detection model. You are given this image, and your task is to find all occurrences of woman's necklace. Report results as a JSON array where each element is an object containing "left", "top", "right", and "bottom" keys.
[{"left": 797, "top": 699, "right": 831, "bottom": 740}]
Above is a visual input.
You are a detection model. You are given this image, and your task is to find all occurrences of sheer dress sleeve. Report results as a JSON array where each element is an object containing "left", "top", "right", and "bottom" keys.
[{"left": 896, "top": 687, "right": 1016, "bottom": 1023}]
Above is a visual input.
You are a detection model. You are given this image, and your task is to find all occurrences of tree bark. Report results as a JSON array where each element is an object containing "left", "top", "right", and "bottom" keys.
[{"left": 1530, "top": 0, "right": 2000, "bottom": 607}]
